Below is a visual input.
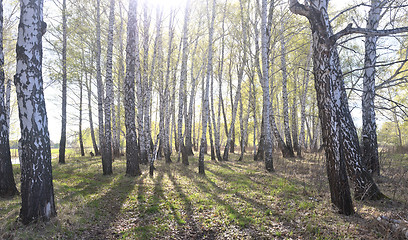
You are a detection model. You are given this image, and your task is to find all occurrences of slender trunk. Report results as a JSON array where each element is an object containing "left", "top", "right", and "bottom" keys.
[
  {"left": 141, "top": 3, "right": 151, "bottom": 166},
  {"left": 299, "top": 45, "right": 312, "bottom": 154},
  {"left": 58, "top": 0, "right": 67, "bottom": 164},
  {"left": 260, "top": 0, "right": 274, "bottom": 172},
  {"left": 0, "top": 0, "right": 18, "bottom": 197},
  {"left": 86, "top": 70, "right": 99, "bottom": 156},
  {"left": 79, "top": 77, "right": 85, "bottom": 156},
  {"left": 163, "top": 10, "right": 175, "bottom": 163},
  {"left": 199, "top": 0, "right": 216, "bottom": 174},
  {"left": 125, "top": 0, "right": 141, "bottom": 177},
  {"left": 114, "top": 2, "right": 125, "bottom": 158},
  {"left": 179, "top": 0, "right": 191, "bottom": 165},
  {"left": 96, "top": 0, "right": 105, "bottom": 167},
  {"left": 103, "top": 0, "right": 115, "bottom": 175},
  {"left": 15, "top": 0, "right": 57, "bottom": 223},
  {"left": 280, "top": 20, "right": 294, "bottom": 156},
  {"left": 362, "top": 0, "right": 381, "bottom": 176},
  {"left": 185, "top": 28, "right": 202, "bottom": 156}
]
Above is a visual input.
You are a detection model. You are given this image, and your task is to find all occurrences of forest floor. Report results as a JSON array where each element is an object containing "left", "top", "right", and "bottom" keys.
[{"left": 1, "top": 150, "right": 408, "bottom": 239}]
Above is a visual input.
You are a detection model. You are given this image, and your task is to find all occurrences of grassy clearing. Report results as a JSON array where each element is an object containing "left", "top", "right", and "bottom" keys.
[{"left": 1, "top": 151, "right": 407, "bottom": 239}]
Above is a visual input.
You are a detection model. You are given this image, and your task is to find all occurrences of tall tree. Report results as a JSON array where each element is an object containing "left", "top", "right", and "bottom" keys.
[
  {"left": 102, "top": 0, "right": 115, "bottom": 175},
  {"left": 178, "top": 0, "right": 191, "bottom": 165},
  {"left": 124, "top": 0, "right": 141, "bottom": 177},
  {"left": 96, "top": 0, "right": 105, "bottom": 162},
  {"left": 362, "top": 0, "right": 381, "bottom": 176},
  {"left": 260, "top": 0, "right": 274, "bottom": 172},
  {"left": 0, "top": 0, "right": 18, "bottom": 198},
  {"left": 58, "top": 0, "right": 67, "bottom": 164},
  {"left": 15, "top": 0, "right": 57, "bottom": 223},
  {"left": 199, "top": 0, "right": 216, "bottom": 174}
]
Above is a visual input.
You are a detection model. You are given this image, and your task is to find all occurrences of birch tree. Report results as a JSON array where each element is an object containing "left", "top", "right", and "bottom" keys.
[
  {"left": 0, "top": 0, "right": 18, "bottom": 197},
  {"left": 260, "top": 0, "right": 274, "bottom": 172},
  {"left": 362, "top": 0, "right": 381, "bottom": 176},
  {"left": 58, "top": 0, "right": 67, "bottom": 164},
  {"left": 289, "top": 0, "right": 388, "bottom": 214},
  {"left": 199, "top": 0, "right": 216, "bottom": 174},
  {"left": 15, "top": 0, "right": 56, "bottom": 223},
  {"left": 96, "top": 0, "right": 105, "bottom": 162},
  {"left": 102, "top": 0, "right": 115, "bottom": 175},
  {"left": 124, "top": 0, "right": 141, "bottom": 176},
  {"left": 179, "top": 0, "right": 191, "bottom": 165}
]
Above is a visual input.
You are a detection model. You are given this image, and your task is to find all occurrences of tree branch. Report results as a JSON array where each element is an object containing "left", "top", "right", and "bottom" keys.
[
  {"left": 288, "top": 0, "right": 310, "bottom": 18},
  {"left": 331, "top": 23, "right": 408, "bottom": 43}
]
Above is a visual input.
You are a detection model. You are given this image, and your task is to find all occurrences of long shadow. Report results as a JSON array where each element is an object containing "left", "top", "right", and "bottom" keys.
[
  {"left": 177, "top": 167, "right": 266, "bottom": 239},
  {"left": 78, "top": 173, "right": 143, "bottom": 239}
]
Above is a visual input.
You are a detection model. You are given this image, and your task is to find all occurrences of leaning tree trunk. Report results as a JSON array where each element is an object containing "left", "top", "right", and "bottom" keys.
[
  {"left": 0, "top": 0, "right": 18, "bottom": 197},
  {"left": 102, "top": 0, "right": 115, "bottom": 175},
  {"left": 15, "top": 0, "right": 57, "bottom": 223},
  {"left": 124, "top": 0, "right": 141, "bottom": 177},
  {"left": 58, "top": 0, "right": 67, "bottom": 164},
  {"left": 362, "top": 0, "right": 381, "bottom": 176},
  {"left": 290, "top": 0, "right": 383, "bottom": 213}
]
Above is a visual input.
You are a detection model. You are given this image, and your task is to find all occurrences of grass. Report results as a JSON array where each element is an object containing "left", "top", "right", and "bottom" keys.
[{"left": 1, "top": 151, "right": 407, "bottom": 239}]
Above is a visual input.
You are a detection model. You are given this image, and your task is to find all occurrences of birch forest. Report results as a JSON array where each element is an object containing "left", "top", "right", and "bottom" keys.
[{"left": 1, "top": 0, "right": 408, "bottom": 238}]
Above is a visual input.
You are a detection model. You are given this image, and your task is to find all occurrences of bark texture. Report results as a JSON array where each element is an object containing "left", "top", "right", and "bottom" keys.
[
  {"left": 15, "top": 0, "right": 57, "bottom": 223},
  {"left": 124, "top": 0, "right": 141, "bottom": 177}
]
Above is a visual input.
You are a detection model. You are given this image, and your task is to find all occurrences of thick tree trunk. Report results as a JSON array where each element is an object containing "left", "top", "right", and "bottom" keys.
[
  {"left": 15, "top": 0, "right": 57, "bottom": 223},
  {"left": 102, "top": 0, "right": 115, "bottom": 175},
  {"left": 58, "top": 0, "right": 67, "bottom": 164},
  {"left": 125, "top": 0, "right": 141, "bottom": 177},
  {"left": 362, "top": 0, "right": 381, "bottom": 176},
  {"left": 0, "top": 1, "right": 18, "bottom": 197}
]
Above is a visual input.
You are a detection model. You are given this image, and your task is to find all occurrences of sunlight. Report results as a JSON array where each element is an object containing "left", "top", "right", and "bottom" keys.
[{"left": 148, "top": 0, "right": 188, "bottom": 10}]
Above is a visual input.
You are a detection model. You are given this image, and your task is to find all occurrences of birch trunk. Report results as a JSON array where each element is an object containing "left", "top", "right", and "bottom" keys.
[
  {"left": 96, "top": 0, "right": 105, "bottom": 165},
  {"left": 163, "top": 11, "right": 176, "bottom": 163},
  {"left": 260, "top": 0, "right": 274, "bottom": 172},
  {"left": 142, "top": 3, "right": 151, "bottom": 165},
  {"left": 125, "top": 0, "right": 141, "bottom": 177},
  {"left": 58, "top": 0, "right": 67, "bottom": 164},
  {"left": 15, "top": 0, "right": 57, "bottom": 223},
  {"left": 79, "top": 76, "right": 85, "bottom": 157},
  {"left": 0, "top": 0, "right": 18, "bottom": 197},
  {"left": 103, "top": 0, "right": 115, "bottom": 175},
  {"left": 179, "top": 0, "right": 191, "bottom": 165},
  {"left": 362, "top": 0, "right": 381, "bottom": 176},
  {"left": 199, "top": 0, "right": 216, "bottom": 174},
  {"left": 114, "top": 2, "right": 124, "bottom": 158},
  {"left": 280, "top": 20, "right": 294, "bottom": 156},
  {"left": 299, "top": 45, "right": 312, "bottom": 154},
  {"left": 86, "top": 70, "right": 99, "bottom": 156}
]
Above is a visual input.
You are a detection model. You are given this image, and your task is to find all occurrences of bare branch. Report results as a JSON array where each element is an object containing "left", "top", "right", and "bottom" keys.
[{"left": 331, "top": 23, "right": 408, "bottom": 43}]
